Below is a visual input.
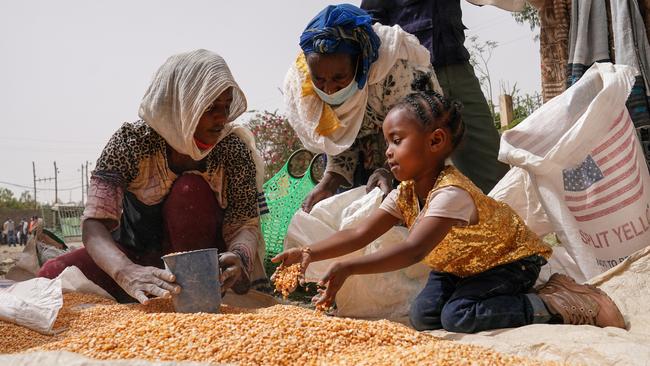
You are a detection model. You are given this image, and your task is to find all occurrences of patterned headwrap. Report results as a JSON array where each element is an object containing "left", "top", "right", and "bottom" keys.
[{"left": 299, "top": 4, "right": 381, "bottom": 89}]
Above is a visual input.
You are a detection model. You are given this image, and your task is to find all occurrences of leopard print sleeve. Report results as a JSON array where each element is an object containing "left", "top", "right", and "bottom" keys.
[
  {"left": 84, "top": 122, "right": 144, "bottom": 230},
  {"left": 219, "top": 134, "right": 261, "bottom": 276},
  {"left": 94, "top": 122, "right": 145, "bottom": 186}
]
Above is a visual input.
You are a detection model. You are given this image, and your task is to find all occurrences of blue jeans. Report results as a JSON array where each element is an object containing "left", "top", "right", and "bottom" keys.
[{"left": 410, "top": 255, "right": 548, "bottom": 333}]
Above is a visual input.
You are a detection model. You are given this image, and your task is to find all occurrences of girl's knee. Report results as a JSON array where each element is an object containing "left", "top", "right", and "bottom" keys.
[
  {"left": 409, "top": 307, "right": 429, "bottom": 331},
  {"left": 440, "top": 302, "right": 478, "bottom": 333},
  {"left": 409, "top": 299, "right": 442, "bottom": 331},
  {"left": 37, "top": 258, "right": 68, "bottom": 279}
]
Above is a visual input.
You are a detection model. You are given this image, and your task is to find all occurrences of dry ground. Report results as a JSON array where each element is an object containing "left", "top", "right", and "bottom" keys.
[{"left": 0, "top": 245, "right": 24, "bottom": 279}]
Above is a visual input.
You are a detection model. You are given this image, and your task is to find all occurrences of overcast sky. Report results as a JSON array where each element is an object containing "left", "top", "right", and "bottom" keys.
[{"left": 0, "top": 0, "right": 539, "bottom": 204}]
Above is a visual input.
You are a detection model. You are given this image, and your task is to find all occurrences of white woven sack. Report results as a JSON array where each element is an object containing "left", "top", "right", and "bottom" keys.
[{"left": 498, "top": 62, "right": 650, "bottom": 282}]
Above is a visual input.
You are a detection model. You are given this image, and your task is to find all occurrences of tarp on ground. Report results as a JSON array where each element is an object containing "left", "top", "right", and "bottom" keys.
[{"left": 426, "top": 245, "right": 650, "bottom": 366}]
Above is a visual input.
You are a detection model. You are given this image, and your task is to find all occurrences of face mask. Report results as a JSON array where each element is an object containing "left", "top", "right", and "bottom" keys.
[{"left": 312, "top": 77, "right": 359, "bottom": 106}]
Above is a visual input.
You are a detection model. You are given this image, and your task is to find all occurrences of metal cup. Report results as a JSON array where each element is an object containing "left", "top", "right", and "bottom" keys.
[{"left": 161, "top": 248, "right": 221, "bottom": 313}]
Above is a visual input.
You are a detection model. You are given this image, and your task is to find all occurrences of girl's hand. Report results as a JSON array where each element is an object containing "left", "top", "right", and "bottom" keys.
[
  {"left": 114, "top": 263, "right": 180, "bottom": 304},
  {"left": 271, "top": 247, "right": 312, "bottom": 286},
  {"left": 313, "top": 262, "right": 351, "bottom": 308}
]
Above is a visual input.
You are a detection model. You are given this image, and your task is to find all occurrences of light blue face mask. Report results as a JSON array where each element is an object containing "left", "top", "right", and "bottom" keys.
[{"left": 312, "top": 77, "right": 359, "bottom": 106}]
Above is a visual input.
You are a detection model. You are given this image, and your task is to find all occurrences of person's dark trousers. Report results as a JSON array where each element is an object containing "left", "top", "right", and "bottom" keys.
[
  {"left": 8, "top": 230, "right": 15, "bottom": 246},
  {"left": 436, "top": 61, "right": 510, "bottom": 194},
  {"left": 409, "top": 255, "right": 548, "bottom": 333}
]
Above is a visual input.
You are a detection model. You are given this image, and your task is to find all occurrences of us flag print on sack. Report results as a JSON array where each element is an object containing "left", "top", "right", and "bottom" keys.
[
  {"left": 563, "top": 110, "right": 644, "bottom": 222},
  {"left": 562, "top": 109, "right": 650, "bottom": 271}
]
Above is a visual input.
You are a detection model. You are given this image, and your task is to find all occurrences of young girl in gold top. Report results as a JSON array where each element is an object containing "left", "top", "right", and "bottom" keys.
[{"left": 273, "top": 91, "right": 625, "bottom": 333}]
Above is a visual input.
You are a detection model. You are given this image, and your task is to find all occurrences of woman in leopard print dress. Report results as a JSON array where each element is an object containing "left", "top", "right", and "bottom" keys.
[{"left": 38, "top": 50, "right": 267, "bottom": 304}]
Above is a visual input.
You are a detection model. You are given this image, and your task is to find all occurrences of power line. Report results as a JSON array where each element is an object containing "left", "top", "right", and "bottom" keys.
[
  {"left": 465, "top": 15, "right": 512, "bottom": 35},
  {"left": 0, "top": 180, "right": 82, "bottom": 191},
  {"left": 0, "top": 136, "right": 104, "bottom": 145},
  {"left": 499, "top": 34, "right": 533, "bottom": 46}
]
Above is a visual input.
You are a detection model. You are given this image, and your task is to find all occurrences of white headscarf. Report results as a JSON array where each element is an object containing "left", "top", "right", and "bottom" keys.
[
  {"left": 283, "top": 24, "right": 432, "bottom": 156},
  {"left": 138, "top": 50, "right": 265, "bottom": 190},
  {"left": 139, "top": 49, "right": 247, "bottom": 161}
]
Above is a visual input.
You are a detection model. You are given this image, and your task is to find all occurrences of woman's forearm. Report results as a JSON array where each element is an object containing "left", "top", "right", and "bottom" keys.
[
  {"left": 82, "top": 219, "right": 133, "bottom": 279},
  {"left": 320, "top": 171, "right": 348, "bottom": 192}
]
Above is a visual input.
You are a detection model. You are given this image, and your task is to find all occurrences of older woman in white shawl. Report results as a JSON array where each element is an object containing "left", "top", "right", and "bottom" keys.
[
  {"left": 38, "top": 50, "right": 267, "bottom": 304},
  {"left": 284, "top": 4, "right": 442, "bottom": 212}
]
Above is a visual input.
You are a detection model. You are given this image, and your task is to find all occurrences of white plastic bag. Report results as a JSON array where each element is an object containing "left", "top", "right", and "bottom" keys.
[
  {"left": 497, "top": 63, "right": 650, "bottom": 282},
  {"left": 0, "top": 277, "right": 63, "bottom": 334},
  {"left": 0, "top": 266, "right": 114, "bottom": 333},
  {"left": 284, "top": 187, "right": 429, "bottom": 320}
]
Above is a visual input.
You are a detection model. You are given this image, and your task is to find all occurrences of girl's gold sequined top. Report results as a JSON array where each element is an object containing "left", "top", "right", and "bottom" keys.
[{"left": 396, "top": 166, "right": 551, "bottom": 277}]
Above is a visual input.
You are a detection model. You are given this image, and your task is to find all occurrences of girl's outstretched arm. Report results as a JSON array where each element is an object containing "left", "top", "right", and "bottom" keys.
[
  {"left": 315, "top": 216, "right": 459, "bottom": 307},
  {"left": 271, "top": 208, "right": 398, "bottom": 268}
]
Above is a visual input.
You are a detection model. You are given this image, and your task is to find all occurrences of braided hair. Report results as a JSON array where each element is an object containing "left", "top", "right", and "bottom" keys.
[{"left": 395, "top": 90, "right": 465, "bottom": 149}]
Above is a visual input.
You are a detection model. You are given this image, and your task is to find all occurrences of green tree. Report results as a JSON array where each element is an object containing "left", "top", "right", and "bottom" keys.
[
  {"left": 0, "top": 188, "right": 37, "bottom": 209},
  {"left": 19, "top": 190, "right": 34, "bottom": 205},
  {"left": 512, "top": 4, "right": 541, "bottom": 40},
  {"left": 0, "top": 188, "right": 19, "bottom": 208},
  {"left": 495, "top": 82, "right": 543, "bottom": 131}
]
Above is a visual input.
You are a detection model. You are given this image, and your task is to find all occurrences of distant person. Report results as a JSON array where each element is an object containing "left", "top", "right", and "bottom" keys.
[
  {"left": 38, "top": 50, "right": 267, "bottom": 304},
  {"left": 6, "top": 218, "right": 16, "bottom": 246},
  {"left": 1, "top": 219, "right": 6, "bottom": 245},
  {"left": 28, "top": 216, "right": 37, "bottom": 238},
  {"left": 360, "top": 0, "right": 510, "bottom": 194},
  {"left": 21, "top": 218, "right": 28, "bottom": 245}
]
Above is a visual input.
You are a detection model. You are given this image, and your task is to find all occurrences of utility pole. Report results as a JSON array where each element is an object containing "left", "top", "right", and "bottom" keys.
[
  {"left": 32, "top": 162, "right": 37, "bottom": 208},
  {"left": 81, "top": 163, "right": 85, "bottom": 206},
  {"left": 54, "top": 161, "right": 59, "bottom": 204},
  {"left": 33, "top": 162, "right": 56, "bottom": 206},
  {"left": 85, "top": 161, "right": 89, "bottom": 198}
]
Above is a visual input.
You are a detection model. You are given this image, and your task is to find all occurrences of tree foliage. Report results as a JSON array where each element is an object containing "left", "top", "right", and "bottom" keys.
[
  {"left": 512, "top": 4, "right": 541, "bottom": 40},
  {"left": 467, "top": 35, "right": 499, "bottom": 119},
  {"left": 0, "top": 188, "right": 35, "bottom": 209},
  {"left": 246, "top": 110, "right": 304, "bottom": 181},
  {"left": 467, "top": 35, "right": 543, "bottom": 131},
  {"left": 495, "top": 87, "right": 543, "bottom": 131}
]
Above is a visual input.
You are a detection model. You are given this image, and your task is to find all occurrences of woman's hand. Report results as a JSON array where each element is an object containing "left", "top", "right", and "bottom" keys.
[
  {"left": 313, "top": 261, "right": 351, "bottom": 309},
  {"left": 219, "top": 252, "right": 249, "bottom": 294},
  {"left": 302, "top": 172, "right": 347, "bottom": 213},
  {"left": 114, "top": 263, "right": 180, "bottom": 305},
  {"left": 366, "top": 168, "right": 392, "bottom": 195},
  {"left": 270, "top": 247, "right": 312, "bottom": 286},
  {"left": 302, "top": 183, "right": 336, "bottom": 213}
]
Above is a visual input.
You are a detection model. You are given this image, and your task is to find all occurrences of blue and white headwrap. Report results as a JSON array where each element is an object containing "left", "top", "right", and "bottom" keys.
[{"left": 299, "top": 4, "right": 381, "bottom": 90}]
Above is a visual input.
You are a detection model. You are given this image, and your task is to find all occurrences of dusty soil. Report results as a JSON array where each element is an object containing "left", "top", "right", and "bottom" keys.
[
  {"left": 0, "top": 245, "right": 24, "bottom": 279},
  {"left": 0, "top": 241, "right": 83, "bottom": 280}
]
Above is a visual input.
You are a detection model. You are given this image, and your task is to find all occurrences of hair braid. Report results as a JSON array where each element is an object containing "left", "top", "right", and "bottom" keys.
[{"left": 395, "top": 90, "right": 466, "bottom": 149}]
